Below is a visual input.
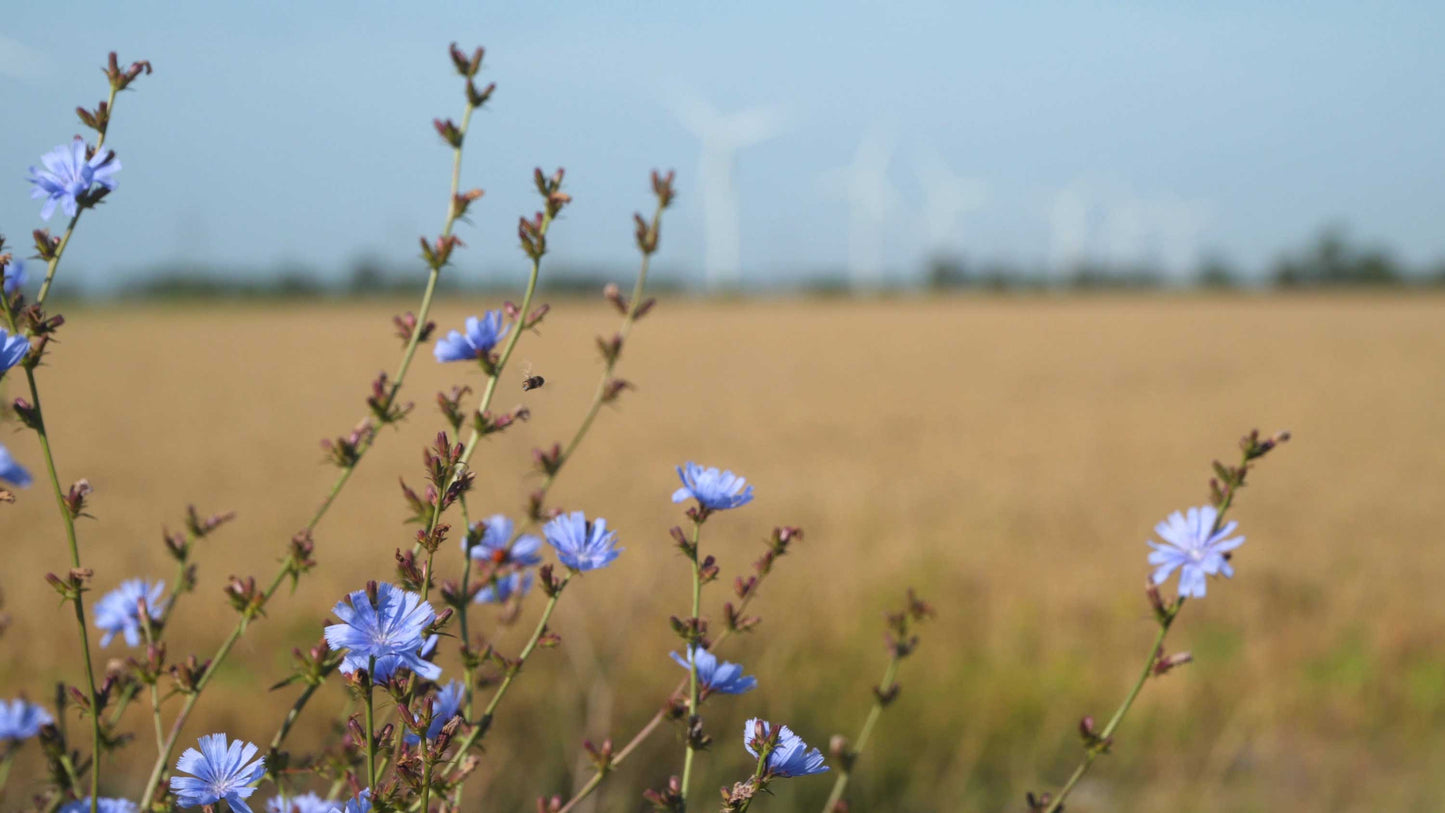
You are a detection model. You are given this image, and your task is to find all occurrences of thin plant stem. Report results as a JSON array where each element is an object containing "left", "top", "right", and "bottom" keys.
[
  {"left": 365, "top": 657, "right": 378, "bottom": 794},
  {"left": 304, "top": 101, "right": 476, "bottom": 536},
  {"left": 425, "top": 575, "right": 570, "bottom": 795},
  {"left": 270, "top": 679, "right": 324, "bottom": 754},
  {"left": 419, "top": 756, "right": 434, "bottom": 813},
  {"left": 409, "top": 211, "right": 554, "bottom": 561},
  {"left": 821, "top": 656, "right": 902, "bottom": 812},
  {"left": 0, "top": 746, "right": 14, "bottom": 797},
  {"left": 1043, "top": 616, "right": 1173, "bottom": 813},
  {"left": 679, "top": 520, "right": 704, "bottom": 809},
  {"left": 21, "top": 365, "right": 103, "bottom": 812},
  {"left": 554, "top": 556, "right": 780, "bottom": 813},
  {"left": 134, "top": 95, "right": 482, "bottom": 802},
  {"left": 138, "top": 608, "right": 166, "bottom": 755},
  {"left": 138, "top": 567, "right": 287, "bottom": 803},
  {"left": 550, "top": 202, "right": 662, "bottom": 474},
  {"left": 1043, "top": 444, "right": 1263, "bottom": 813},
  {"left": 731, "top": 749, "right": 773, "bottom": 813}
]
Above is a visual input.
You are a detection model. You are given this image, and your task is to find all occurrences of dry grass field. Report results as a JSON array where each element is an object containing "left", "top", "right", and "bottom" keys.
[{"left": 2, "top": 293, "right": 1443, "bottom": 811}]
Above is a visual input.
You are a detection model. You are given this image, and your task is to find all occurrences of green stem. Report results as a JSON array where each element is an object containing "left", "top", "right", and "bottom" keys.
[
  {"left": 419, "top": 756, "right": 433, "bottom": 813},
  {"left": 1044, "top": 615, "right": 1173, "bottom": 813},
  {"left": 554, "top": 547, "right": 777, "bottom": 813},
  {"left": 425, "top": 576, "right": 570, "bottom": 799},
  {"left": 409, "top": 212, "right": 553, "bottom": 561},
  {"left": 138, "top": 568, "right": 286, "bottom": 804},
  {"left": 138, "top": 609, "right": 165, "bottom": 754},
  {"left": 269, "top": 675, "right": 328, "bottom": 754},
  {"left": 0, "top": 746, "right": 14, "bottom": 797},
  {"left": 305, "top": 101, "right": 476, "bottom": 536},
  {"left": 549, "top": 202, "right": 663, "bottom": 474},
  {"left": 14, "top": 88, "right": 126, "bottom": 812},
  {"left": 679, "top": 520, "right": 704, "bottom": 809},
  {"left": 23, "top": 367, "right": 103, "bottom": 813},
  {"left": 365, "top": 657, "right": 377, "bottom": 794},
  {"left": 33, "top": 214, "right": 81, "bottom": 308},
  {"left": 732, "top": 749, "right": 773, "bottom": 813},
  {"left": 820, "top": 656, "right": 901, "bottom": 813},
  {"left": 134, "top": 94, "right": 482, "bottom": 804},
  {"left": 1042, "top": 443, "right": 1264, "bottom": 813},
  {"left": 452, "top": 499, "right": 477, "bottom": 813}
]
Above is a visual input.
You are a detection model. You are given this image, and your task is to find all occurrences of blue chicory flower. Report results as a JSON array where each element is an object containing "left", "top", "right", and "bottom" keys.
[
  {"left": 433, "top": 311, "right": 508, "bottom": 362},
  {"left": 94, "top": 579, "right": 167, "bottom": 648},
  {"left": 266, "top": 793, "right": 331, "bottom": 813},
  {"left": 2, "top": 259, "right": 25, "bottom": 296},
  {"left": 1147, "top": 505, "right": 1245, "bottom": 599},
  {"left": 671, "top": 646, "right": 757, "bottom": 695},
  {"left": 0, "top": 698, "right": 53, "bottom": 741},
  {"left": 28, "top": 137, "right": 121, "bottom": 221},
  {"left": 404, "top": 680, "right": 464, "bottom": 744},
  {"left": 544, "top": 511, "right": 622, "bottom": 572},
  {"left": 672, "top": 462, "right": 754, "bottom": 511},
  {"left": 463, "top": 514, "right": 542, "bottom": 567},
  {"left": 324, "top": 583, "right": 442, "bottom": 681},
  {"left": 0, "top": 443, "right": 32, "bottom": 488},
  {"left": 743, "top": 718, "right": 828, "bottom": 777},
  {"left": 476, "top": 571, "right": 532, "bottom": 604},
  {"left": 0, "top": 328, "right": 29, "bottom": 374},
  {"left": 170, "top": 733, "right": 265, "bottom": 813},
  {"left": 59, "top": 800, "right": 137, "bottom": 813},
  {"left": 329, "top": 792, "right": 370, "bottom": 813}
]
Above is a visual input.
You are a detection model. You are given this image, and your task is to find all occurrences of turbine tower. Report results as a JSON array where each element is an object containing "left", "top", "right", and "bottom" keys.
[
  {"left": 676, "top": 98, "right": 786, "bottom": 290},
  {"left": 913, "top": 146, "right": 988, "bottom": 253},
  {"left": 822, "top": 128, "right": 899, "bottom": 290}
]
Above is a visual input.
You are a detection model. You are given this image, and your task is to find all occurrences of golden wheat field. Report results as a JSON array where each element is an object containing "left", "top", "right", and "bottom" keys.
[{"left": 3, "top": 293, "right": 1444, "bottom": 811}]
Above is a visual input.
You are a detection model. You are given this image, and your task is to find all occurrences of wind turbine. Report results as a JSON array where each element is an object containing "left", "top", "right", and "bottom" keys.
[
  {"left": 913, "top": 147, "right": 988, "bottom": 253},
  {"left": 822, "top": 128, "right": 900, "bottom": 290},
  {"left": 675, "top": 97, "right": 786, "bottom": 290}
]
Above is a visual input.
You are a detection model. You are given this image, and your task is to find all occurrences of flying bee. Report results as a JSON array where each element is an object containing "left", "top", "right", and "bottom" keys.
[{"left": 521, "top": 362, "right": 545, "bottom": 392}]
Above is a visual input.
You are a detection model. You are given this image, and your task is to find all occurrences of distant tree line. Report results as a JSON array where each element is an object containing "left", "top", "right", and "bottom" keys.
[
  {"left": 67, "top": 225, "right": 1445, "bottom": 301},
  {"left": 924, "top": 226, "right": 1445, "bottom": 292}
]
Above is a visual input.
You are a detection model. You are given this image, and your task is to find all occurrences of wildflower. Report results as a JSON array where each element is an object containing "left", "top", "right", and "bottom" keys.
[
  {"left": 544, "top": 511, "right": 622, "bottom": 572},
  {"left": 170, "top": 733, "right": 265, "bottom": 813},
  {"left": 672, "top": 462, "right": 754, "bottom": 511},
  {"left": 0, "top": 444, "right": 31, "bottom": 488},
  {"left": 405, "top": 680, "right": 464, "bottom": 744},
  {"left": 28, "top": 137, "right": 121, "bottom": 220},
  {"left": 433, "top": 311, "right": 508, "bottom": 362},
  {"left": 324, "top": 583, "right": 442, "bottom": 681},
  {"left": 743, "top": 719, "right": 828, "bottom": 777},
  {"left": 0, "top": 328, "right": 28, "bottom": 374},
  {"left": 671, "top": 646, "right": 757, "bottom": 695},
  {"left": 328, "top": 793, "right": 370, "bottom": 813},
  {"left": 1147, "top": 505, "right": 1245, "bottom": 599},
  {"left": 464, "top": 514, "right": 542, "bottom": 567},
  {"left": 94, "top": 579, "right": 167, "bottom": 647},
  {"left": 266, "top": 793, "right": 331, "bottom": 813},
  {"left": 59, "top": 800, "right": 137, "bottom": 813},
  {"left": 2, "top": 259, "right": 25, "bottom": 296},
  {"left": 0, "top": 698, "right": 52, "bottom": 741},
  {"left": 476, "top": 571, "right": 532, "bottom": 604}
]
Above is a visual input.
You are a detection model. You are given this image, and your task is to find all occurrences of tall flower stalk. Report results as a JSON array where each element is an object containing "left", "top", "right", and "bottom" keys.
[
  {"left": 4, "top": 51, "right": 151, "bottom": 813},
  {"left": 1034, "top": 429, "right": 1289, "bottom": 813},
  {"left": 820, "top": 591, "right": 932, "bottom": 812},
  {"left": 554, "top": 526, "right": 801, "bottom": 813},
  {"left": 136, "top": 44, "right": 495, "bottom": 806}
]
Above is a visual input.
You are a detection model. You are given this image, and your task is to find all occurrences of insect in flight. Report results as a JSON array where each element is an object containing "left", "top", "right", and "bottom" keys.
[{"left": 521, "top": 362, "right": 545, "bottom": 392}]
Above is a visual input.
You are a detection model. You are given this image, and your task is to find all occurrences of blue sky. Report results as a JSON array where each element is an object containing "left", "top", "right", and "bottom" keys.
[{"left": 2, "top": 1, "right": 1442, "bottom": 290}]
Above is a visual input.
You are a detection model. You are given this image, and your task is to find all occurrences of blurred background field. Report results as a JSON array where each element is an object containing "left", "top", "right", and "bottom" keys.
[{"left": 2, "top": 292, "right": 1443, "bottom": 811}]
